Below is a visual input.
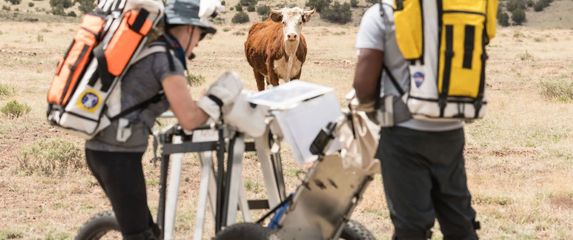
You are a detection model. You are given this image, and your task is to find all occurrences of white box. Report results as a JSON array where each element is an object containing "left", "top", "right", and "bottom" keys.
[{"left": 249, "top": 81, "right": 342, "bottom": 165}]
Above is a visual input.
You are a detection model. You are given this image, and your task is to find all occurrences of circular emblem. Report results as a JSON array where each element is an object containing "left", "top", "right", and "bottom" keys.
[
  {"left": 81, "top": 92, "right": 99, "bottom": 109},
  {"left": 413, "top": 72, "right": 425, "bottom": 88}
]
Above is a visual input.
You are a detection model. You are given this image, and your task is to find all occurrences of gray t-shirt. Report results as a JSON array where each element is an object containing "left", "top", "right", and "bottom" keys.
[
  {"left": 86, "top": 49, "right": 185, "bottom": 152},
  {"left": 355, "top": 3, "right": 463, "bottom": 131}
]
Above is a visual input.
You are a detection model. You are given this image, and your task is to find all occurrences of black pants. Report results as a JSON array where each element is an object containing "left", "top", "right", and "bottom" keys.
[
  {"left": 376, "top": 127, "right": 478, "bottom": 240},
  {"left": 85, "top": 149, "right": 158, "bottom": 239}
]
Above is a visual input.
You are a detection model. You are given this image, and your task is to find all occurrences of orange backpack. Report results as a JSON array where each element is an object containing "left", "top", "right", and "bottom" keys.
[{"left": 47, "top": 0, "right": 164, "bottom": 138}]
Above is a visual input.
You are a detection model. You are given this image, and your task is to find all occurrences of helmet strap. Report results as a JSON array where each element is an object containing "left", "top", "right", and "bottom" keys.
[{"left": 185, "top": 26, "right": 196, "bottom": 60}]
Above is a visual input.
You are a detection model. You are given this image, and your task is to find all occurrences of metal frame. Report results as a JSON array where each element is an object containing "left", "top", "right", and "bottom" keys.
[{"left": 152, "top": 121, "right": 287, "bottom": 240}]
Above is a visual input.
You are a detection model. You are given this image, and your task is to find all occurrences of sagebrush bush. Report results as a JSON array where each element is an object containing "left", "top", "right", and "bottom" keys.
[
  {"left": 234, "top": 3, "right": 242, "bottom": 11},
  {"left": 186, "top": 73, "right": 205, "bottom": 86},
  {"left": 77, "top": 0, "right": 95, "bottom": 13},
  {"left": 256, "top": 5, "right": 269, "bottom": 16},
  {"left": 28, "top": 2, "right": 33, "bottom": 7},
  {"left": 0, "top": 84, "right": 14, "bottom": 97},
  {"left": 305, "top": 0, "right": 330, "bottom": 13},
  {"left": 5, "top": 0, "right": 21, "bottom": 5},
  {"left": 350, "top": 0, "right": 358, "bottom": 8},
  {"left": 1, "top": 100, "right": 31, "bottom": 118},
  {"left": 320, "top": 2, "right": 352, "bottom": 24},
  {"left": 239, "top": 0, "right": 256, "bottom": 6},
  {"left": 231, "top": 11, "right": 249, "bottom": 24},
  {"left": 247, "top": 4, "right": 255, "bottom": 12},
  {"left": 511, "top": 7, "right": 526, "bottom": 25},
  {"left": 18, "top": 139, "right": 84, "bottom": 176},
  {"left": 540, "top": 80, "right": 573, "bottom": 102},
  {"left": 498, "top": 11, "right": 510, "bottom": 27}
]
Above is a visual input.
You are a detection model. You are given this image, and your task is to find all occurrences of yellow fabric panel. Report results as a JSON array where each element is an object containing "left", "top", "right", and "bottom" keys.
[
  {"left": 442, "top": 0, "right": 487, "bottom": 12},
  {"left": 394, "top": 0, "right": 423, "bottom": 60},
  {"left": 438, "top": 13, "right": 485, "bottom": 98},
  {"left": 486, "top": 0, "right": 498, "bottom": 41}
]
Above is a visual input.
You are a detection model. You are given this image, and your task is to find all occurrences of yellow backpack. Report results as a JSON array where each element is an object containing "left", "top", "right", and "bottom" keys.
[{"left": 392, "top": 0, "right": 498, "bottom": 120}]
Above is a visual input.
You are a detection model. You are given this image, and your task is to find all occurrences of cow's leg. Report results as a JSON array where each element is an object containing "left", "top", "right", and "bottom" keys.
[
  {"left": 292, "top": 70, "right": 301, "bottom": 81},
  {"left": 267, "top": 61, "right": 280, "bottom": 87},
  {"left": 254, "top": 70, "right": 265, "bottom": 91}
]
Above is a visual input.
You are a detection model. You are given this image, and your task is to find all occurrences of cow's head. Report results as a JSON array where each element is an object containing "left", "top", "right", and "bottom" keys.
[{"left": 270, "top": 7, "right": 315, "bottom": 42}]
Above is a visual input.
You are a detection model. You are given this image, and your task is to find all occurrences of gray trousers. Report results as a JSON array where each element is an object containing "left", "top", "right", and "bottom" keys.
[{"left": 376, "top": 127, "right": 479, "bottom": 240}]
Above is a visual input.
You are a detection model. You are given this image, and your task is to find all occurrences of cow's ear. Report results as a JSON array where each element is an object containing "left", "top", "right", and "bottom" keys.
[
  {"left": 302, "top": 9, "right": 315, "bottom": 23},
  {"left": 270, "top": 10, "right": 283, "bottom": 22}
]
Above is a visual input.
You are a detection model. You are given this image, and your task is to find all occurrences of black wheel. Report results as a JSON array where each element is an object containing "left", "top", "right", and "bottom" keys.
[
  {"left": 339, "top": 220, "right": 376, "bottom": 240},
  {"left": 215, "top": 223, "right": 271, "bottom": 240},
  {"left": 75, "top": 211, "right": 122, "bottom": 240}
]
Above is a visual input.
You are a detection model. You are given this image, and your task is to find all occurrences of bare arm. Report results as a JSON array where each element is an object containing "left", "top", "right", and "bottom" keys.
[
  {"left": 162, "top": 75, "right": 209, "bottom": 131},
  {"left": 353, "top": 48, "right": 384, "bottom": 104}
]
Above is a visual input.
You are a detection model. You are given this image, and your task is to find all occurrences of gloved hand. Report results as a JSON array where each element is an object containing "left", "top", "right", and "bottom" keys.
[
  {"left": 197, "top": 71, "right": 243, "bottom": 120},
  {"left": 223, "top": 92, "right": 268, "bottom": 137}
]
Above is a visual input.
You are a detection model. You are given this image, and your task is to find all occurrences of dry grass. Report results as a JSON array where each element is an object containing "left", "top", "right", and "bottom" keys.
[
  {"left": 1, "top": 100, "right": 31, "bottom": 118},
  {"left": 0, "top": 2, "right": 573, "bottom": 239},
  {"left": 18, "top": 138, "right": 85, "bottom": 176}
]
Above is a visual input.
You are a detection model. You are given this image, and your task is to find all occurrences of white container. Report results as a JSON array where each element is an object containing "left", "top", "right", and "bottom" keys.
[{"left": 249, "top": 81, "right": 342, "bottom": 165}]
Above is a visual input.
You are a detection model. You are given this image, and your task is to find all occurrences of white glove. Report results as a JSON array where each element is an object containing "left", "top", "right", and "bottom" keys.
[
  {"left": 198, "top": 71, "right": 243, "bottom": 120},
  {"left": 224, "top": 92, "right": 268, "bottom": 137}
]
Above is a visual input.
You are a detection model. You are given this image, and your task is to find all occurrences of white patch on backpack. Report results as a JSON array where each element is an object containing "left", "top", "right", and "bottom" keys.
[{"left": 413, "top": 71, "right": 425, "bottom": 88}]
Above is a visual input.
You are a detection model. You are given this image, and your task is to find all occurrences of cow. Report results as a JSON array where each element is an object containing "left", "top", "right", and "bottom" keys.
[{"left": 244, "top": 7, "right": 315, "bottom": 91}]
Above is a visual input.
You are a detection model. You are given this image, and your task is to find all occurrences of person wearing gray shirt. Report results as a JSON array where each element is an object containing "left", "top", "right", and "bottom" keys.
[
  {"left": 81, "top": 0, "right": 238, "bottom": 239},
  {"left": 353, "top": 2, "right": 480, "bottom": 239}
]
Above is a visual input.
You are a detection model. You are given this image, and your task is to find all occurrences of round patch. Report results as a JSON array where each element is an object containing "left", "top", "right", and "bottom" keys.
[
  {"left": 413, "top": 71, "right": 425, "bottom": 88},
  {"left": 81, "top": 92, "right": 99, "bottom": 109}
]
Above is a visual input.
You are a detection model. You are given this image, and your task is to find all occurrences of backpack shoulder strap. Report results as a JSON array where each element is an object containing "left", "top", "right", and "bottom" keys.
[{"left": 133, "top": 44, "right": 169, "bottom": 63}]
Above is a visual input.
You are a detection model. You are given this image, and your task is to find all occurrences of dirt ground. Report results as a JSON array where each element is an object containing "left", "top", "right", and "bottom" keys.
[{"left": 0, "top": 1, "right": 572, "bottom": 239}]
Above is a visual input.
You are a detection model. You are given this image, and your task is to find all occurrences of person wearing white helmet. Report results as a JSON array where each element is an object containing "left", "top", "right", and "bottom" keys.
[{"left": 83, "top": 0, "right": 232, "bottom": 239}]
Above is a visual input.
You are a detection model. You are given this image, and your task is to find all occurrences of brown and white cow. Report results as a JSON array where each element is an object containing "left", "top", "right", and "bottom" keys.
[{"left": 244, "top": 7, "right": 315, "bottom": 91}]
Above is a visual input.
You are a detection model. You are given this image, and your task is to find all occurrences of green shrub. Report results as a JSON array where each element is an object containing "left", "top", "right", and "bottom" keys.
[
  {"left": 256, "top": 5, "right": 269, "bottom": 16},
  {"left": 506, "top": 0, "right": 526, "bottom": 12},
  {"left": 67, "top": 10, "right": 76, "bottom": 16},
  {"left": 498, "top": 11, "right": 510, "bottom": 27},
  {"left": 231, "top": 11, "right": 249, "bottom": 23},
  {"left": 239, "top": 0, "right": 256, "bottom": 6},
  {"left": 350, "top": 0, "right": 358, "bottom": 8},
  {"left": 1, "top": 100, "right": 31, "bottom": 118},
  {"left": 511, "top": 7, "right": 526, "bottom": 25},
  {"left": 186, "top": 73, "right": 205, "bottom": 86},
  {"left": 320, "top": 2, "right": 352, "bottom": 24},
  {"left": 76, "top": 0, "right": 95, "bottom": 14},
  {"left": 0, "top": 84, "right": 14, "bottom": 97},
  {"left": 28, "top": 2, "right": 34, "bottom": 7},
  {"left": 1, "top": 5, "right": 10, "bottom": 10},
  {"left": 235, "top": 3, "right": 242, "bottom": 11},
  {"left": 533, "top": 0, "right": 551, "bottom": 11},
  {"left": 305, "top": 0, "right": 331, "bottom": 13},
  {"left": 5, "top": 0, "right": 21, "bottom": 5},
  {"left": 49, "top": 0, "right": 72, "bottom": 15},
  {"left": 540, "top": 80, "right": 573, "bottom": 102},
  {"left": 18, "top": 138, "right": 84, "bottom": 176},
  {"left": 526, "top": 0, "right": 534, "bottom": 7},
  {"left": 220, "top": 0, "right": 225, "bottom": 5},
  {"left": 247, "top": 4, "right": 255, "bottom": 12}
]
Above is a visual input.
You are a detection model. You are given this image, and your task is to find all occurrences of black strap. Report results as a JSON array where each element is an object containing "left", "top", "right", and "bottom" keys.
[
  {"left": 475, "top": 29, "right": 488, "bottom": 118},
  {"left": 129, "top": 9, "right": 149, "bottom": 33},
  {"left": 463, "top": 25, "right": 475, "bottom": 69},
  {"left": 439, "top": 25, "right": 454, "bottom": 117},
  {"left": 93, "top": 46, "right": 115, "bottom": 92},
  {"left": 208, "top": 94, "right": 223, "bottom": 107},
  {"left": 110, "top": 92, "right": 165, "bottom": 121},
  {"left": 384, "top": 66, "right": 405, "bottom": 96}
]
